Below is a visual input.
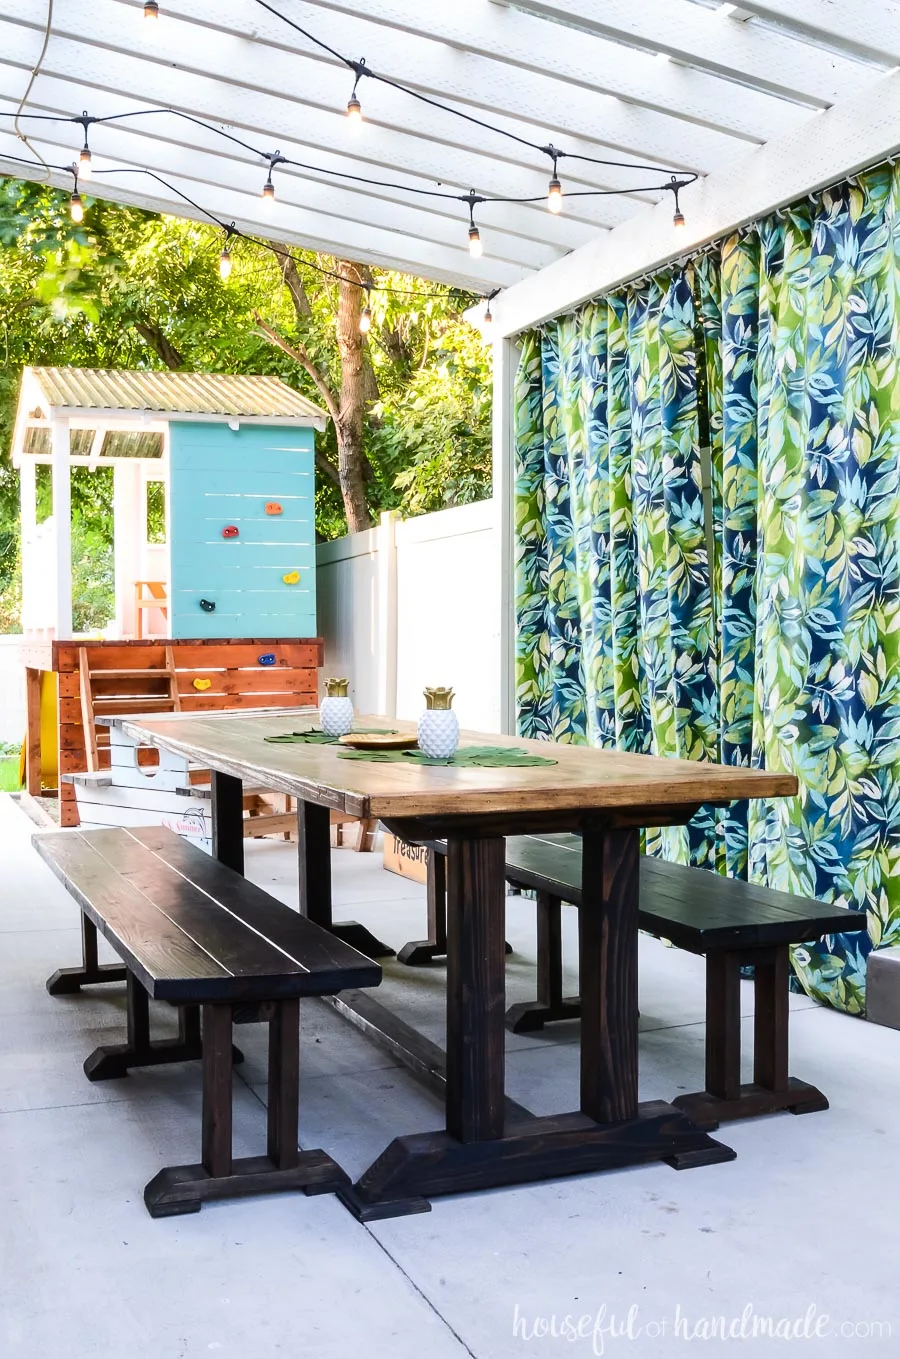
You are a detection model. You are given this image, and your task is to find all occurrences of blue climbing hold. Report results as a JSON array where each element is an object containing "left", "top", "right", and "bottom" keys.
[
  {"left": 258, "top": 653, "right": 276, "bottom": 666},
  {"left": 199, "top": 598, "right": 216, "bottom": 613}
]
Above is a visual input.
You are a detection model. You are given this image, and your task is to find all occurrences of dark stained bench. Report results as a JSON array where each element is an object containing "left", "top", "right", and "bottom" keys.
[
  {"left": 404, "top": 833, "right": 867, "bottom": 1130},
  {"left": 36, "top": 825, "right": 381, "bottom": 1218}
]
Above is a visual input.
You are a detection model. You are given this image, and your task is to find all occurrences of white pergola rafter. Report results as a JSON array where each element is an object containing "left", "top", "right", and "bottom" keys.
[{"left": 0, "top": 0, "right": 897, "bottom": 290}]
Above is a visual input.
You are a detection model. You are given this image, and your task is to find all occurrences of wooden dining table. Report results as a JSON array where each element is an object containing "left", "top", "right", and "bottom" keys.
[{"left": 118, "top": 708, "right": 797, "bottom": 1220}]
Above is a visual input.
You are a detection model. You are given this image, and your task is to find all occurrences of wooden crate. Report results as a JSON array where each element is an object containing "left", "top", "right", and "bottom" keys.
[{"left": 383, "top": 832, "right": 429, "bottom": 884}]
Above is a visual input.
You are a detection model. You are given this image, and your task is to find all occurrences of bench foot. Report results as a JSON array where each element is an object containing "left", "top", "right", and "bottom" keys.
[
  {"left": 505, "top": 995, "right": 581, "bottom": 1033},
  {"left": 84, "top": 1039, "right": 244, "bottom": 1082},
  {"left": 47, "top": 913, "right": 127, "bottom": 994},
  {"left": 144, "top": 1151, "right": 349, "bottom": 1219},
  {"left": 673, "top": 1079, "right": 829, "bottom": 1130},
  {"left": 84, "top": 984, "right": 243, "bottom": 1081},
  {"left": 46, "top": 963, "right": 127, "bottom": 995}
]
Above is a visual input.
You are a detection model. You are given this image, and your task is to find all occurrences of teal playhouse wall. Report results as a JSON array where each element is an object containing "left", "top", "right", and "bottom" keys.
[{"left": 167, "top": 422, "right": 317, "bottom": 639}]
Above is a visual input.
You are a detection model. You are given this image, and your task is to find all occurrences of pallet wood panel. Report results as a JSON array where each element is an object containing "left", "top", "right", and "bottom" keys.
[{"left": 23, "top": 637, "right": 322, "bottom": 828}]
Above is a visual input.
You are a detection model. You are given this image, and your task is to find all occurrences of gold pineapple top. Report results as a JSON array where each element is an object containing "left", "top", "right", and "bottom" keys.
[
  {"left": 423, "top": 686, "right": 455, "bottom": 710},
  {"left": 323, "top": 677, "right": 350, "bottom": 698}
]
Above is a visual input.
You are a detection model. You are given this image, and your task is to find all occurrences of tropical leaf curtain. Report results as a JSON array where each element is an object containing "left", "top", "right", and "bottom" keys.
[{"left": 515, "top": 162, "right": 900, "bottom": 1013}]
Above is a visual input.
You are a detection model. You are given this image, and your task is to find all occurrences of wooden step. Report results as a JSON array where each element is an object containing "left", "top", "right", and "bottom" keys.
[
  {"left": 90, "top": 668, "right": 171, "bottom": 678},
  {"left": 92, "top": 696, "right": 176, "bottom": 708}
]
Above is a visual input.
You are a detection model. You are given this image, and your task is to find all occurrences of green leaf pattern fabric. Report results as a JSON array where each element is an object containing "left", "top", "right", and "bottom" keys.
[{"left": 515, "top": 163, "right": 900, "bottom": 1013}]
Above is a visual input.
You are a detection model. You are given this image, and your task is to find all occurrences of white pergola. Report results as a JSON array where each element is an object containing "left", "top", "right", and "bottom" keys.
[{"left": 3, "top": 0, "right": 900, "bottom": 715}]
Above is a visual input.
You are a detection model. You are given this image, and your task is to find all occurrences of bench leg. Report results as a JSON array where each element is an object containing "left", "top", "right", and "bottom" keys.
[
  {"left": 144, "top": 1000, "right": 350, "bottom": 1218},
  {"left": 84, "top": 981, "right": 242, "bottom": 1082},
  {"left": 674, "top": 946, "right": 829, "bottom": 1129},
  {"left": 506, "top": 892, "right": 581, "bottom": 1032},
  {"left": 46, "top": 912, "right": 128, "bottom": 995},
  {"left": 398, "top": 851, "right": 513, "bottom": 968}
]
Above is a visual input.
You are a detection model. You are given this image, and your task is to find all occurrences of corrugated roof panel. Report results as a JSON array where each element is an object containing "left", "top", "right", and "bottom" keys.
[{"left": 27, "top": 367, "right": 327, "bottom": 423}]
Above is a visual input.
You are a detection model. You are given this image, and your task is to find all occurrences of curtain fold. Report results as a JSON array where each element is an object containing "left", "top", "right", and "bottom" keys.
[
  {"left": 514, "top": 161, "right": 900, "bottom": 1013},
  {"left": 515, "top": 268, "right": 720, "bottom": 866}
]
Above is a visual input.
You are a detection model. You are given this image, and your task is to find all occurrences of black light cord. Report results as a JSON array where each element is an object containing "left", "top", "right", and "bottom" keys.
[
  {"left": 0, "top": 107, "right": 696, "bottom": 209},
  {"left": 0, "top": 148, "right": 487, "bottom": 304}
]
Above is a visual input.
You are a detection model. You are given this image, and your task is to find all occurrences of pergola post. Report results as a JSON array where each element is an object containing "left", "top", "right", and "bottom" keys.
[
  {"left": 18, "top": 455, "right": 36, "bottom": 633},
  {"left": 50, "top": 416, "right": 72, "bottom": 638},
  {"left": 492, "top": 336, "right": 517, "bottom": 736}
]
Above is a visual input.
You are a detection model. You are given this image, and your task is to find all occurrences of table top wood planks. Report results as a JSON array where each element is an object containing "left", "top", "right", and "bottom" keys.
[
  {"left": 116, "top": 707, "right": 799, "bottom": 1220},
  {"left": 118, "top": 709, "right": 797, "bottom": 829}
]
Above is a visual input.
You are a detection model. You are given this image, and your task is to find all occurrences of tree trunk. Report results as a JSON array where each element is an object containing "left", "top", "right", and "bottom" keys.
[
  {"left": 335, "top": 262, "right": 373, "bottom": 533},
  {"left": 135, "top": 321, "right": 184, "bottom": 370}
]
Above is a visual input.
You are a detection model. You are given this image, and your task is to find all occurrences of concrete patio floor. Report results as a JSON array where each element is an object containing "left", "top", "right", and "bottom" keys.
[{"left": 1, "top": 790, "right": 897, "bottom": 1358}]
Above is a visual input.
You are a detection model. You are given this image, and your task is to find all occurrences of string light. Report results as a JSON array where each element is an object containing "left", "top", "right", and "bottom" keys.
[
  {"left": 483, "top": 298, "right": 493, "bottom": 324},
  {"left": 262, "top": 170, "right": 275, "bottom": 203},
  {"left": 69, "top": 184, "right": 84, "bottom": 223},
  {"left": 143, "top": 0, "right": 159, "bottom": 18},
  {"left": 219, "top": 226, "right": 234, "bottom": 280},
  {"left": 545, "top": 147, "right": 563, "bottom": 214},
  {"left": 669, "top": 177, "right": 687, "bottom": 231},
  {"left": 347, "top": 58, "right": 366, "bottom": 125},
  {"left": 75, "top": 113, "right": 94, "bottom": 180}
]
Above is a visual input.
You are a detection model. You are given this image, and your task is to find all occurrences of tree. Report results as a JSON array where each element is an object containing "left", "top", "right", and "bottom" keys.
[{"left": 0, "top": 176, "right": 493, "bottom": 627}]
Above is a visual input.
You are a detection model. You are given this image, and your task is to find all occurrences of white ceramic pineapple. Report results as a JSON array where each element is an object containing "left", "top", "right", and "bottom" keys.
[
  {"left": 418, "top": 687, "right": 459, "bottom": 759},
  {"left": 320, "top": 677, "right": 354, "bottom": 737}
]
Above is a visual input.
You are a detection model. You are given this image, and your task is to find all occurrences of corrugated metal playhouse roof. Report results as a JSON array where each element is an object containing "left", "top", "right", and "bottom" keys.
[{"left": 24, "top": 367, "right": 326, "bottom": 423}]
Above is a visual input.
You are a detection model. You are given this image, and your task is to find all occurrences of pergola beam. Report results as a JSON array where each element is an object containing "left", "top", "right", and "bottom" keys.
[
  {"left": 258, "top": 0, "right": 811, "bottom": 138},
  {"left": 3, "top": 1, "right": 753, "bottom": 174},
  {"left": 488, "top": 0, "right": 877, "bottom": 105},
  {"left": 732, "top": 0, "right": 900, "bottom": 64},
  {"left": 485, "top": 66, "right": 900, "bottom": 335}
]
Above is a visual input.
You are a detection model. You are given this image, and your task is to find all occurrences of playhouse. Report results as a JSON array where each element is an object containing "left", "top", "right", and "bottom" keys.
[{"left": 12, "top": 367, "right": 327, "bottom": 826}]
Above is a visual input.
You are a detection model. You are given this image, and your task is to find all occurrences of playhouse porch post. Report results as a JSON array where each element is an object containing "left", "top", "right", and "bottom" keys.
[{"left": 50, "top": 416, "right": 72, "bottom": 638}]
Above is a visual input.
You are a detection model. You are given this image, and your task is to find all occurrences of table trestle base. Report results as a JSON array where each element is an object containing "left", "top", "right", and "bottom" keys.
[{"left": 339, "top": 1102, "right": 735, "bottom": 1218}]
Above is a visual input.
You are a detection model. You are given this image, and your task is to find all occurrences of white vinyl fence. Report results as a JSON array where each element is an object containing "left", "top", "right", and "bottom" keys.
[
  {"left": 0, "top": 636, "right": 25, "bottom": 745},
  {"left": 316, "top": 499, "right": 503, "bottom": 733}
]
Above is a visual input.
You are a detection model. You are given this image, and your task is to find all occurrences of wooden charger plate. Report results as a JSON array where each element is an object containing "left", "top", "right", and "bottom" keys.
[{"left": 338, "top": 732, "right": 420, "bottom": 751}]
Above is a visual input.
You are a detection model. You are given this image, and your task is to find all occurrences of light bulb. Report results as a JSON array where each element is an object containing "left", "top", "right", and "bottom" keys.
[
  {"left": 468, "top": 224, "right": 483, "bottom": 258},
  {"left": 144, "top": 0, "right": 159, "bottom": 17},
  {"left": 483, "top": 299, "right": 493, "bottom": 325},
  {"left": 547, "top": 175, "right": 563, "bottom": 214},
  {"left": 673, "top": 207, "right": 686, "bottom": 231},
  {"left": 219, "top": 246, "right": 232, "bottom": 281},
  {"left": 347, "top": 94, "right": 362, "bottom": 124},
  {"left": 359, "top": 304, "right": 372, "bottom": 334},
  {"left": 78, "top": 147, "right": 92, "bottom": 179},
  {"left": 262, "top": 177, "right": 275, "bottom": 204},
  {"left": 69, "top": 191, "right": 84, "bottom": 224}
]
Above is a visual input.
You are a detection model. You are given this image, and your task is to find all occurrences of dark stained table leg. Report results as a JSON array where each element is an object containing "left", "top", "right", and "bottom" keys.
[
  {"left": 46, "top": 910, "right": 127, "bottom": 995},
  {"left": 444, "top": 836, "right": 508, "bottom": 1143},
  {"left": 338, "top": 818, "right": 734, "bottom": 1221},
  {"left": 397, "top": 849, "right": 447, "bottom": 965},
  {"left": 211, "top": 771, "right": 244, "bottom": 875},
  {"left": 297, "top": 799, "right": 394, "bottom": 959}
]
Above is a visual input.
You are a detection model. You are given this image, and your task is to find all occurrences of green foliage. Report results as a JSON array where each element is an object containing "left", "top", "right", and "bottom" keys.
[{"left": 0, "top": 175, "right": 492, "bottom": 630}]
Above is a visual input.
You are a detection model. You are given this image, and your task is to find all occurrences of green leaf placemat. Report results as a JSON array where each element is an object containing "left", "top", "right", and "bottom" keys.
[
  {"left": 336, "top": 744, "right": 556, "bottom": 767},
  {"left": 265, "top": 727, "right": 398, "bottom": 745}
]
